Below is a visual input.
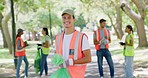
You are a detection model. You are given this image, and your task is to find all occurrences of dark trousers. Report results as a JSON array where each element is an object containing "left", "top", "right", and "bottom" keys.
[
  {"left": 96, "top": 49, "right": 114, "bottom": 77},
  {"left": 39, "top": 53, "right": 48, "bottom": 76}
]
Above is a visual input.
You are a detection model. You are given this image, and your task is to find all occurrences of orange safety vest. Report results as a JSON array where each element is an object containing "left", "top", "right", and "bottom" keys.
[
  {"left": 94, "top": 28, "right": 110, "bottom": 50},
  {"left": 15, "top": 37, "right": 26, "bottom": 56},
  {"left": 55, "top": 30, "right": 87, "bottom": 78}
]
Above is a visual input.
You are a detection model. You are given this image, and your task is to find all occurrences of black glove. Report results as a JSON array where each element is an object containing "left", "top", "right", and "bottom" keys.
[
  {"left": 24, "top": 41, "right": 29, "bottom": 46},
  {"left": 119, "top": 42, "right": 126, "bottom": 45},
  {"left": 37, "top": 44, "right": 42, "bottom": 46}
]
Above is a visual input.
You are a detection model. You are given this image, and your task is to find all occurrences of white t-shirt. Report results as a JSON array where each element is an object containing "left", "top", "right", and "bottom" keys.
[{"left": 62, "top": 33, "right": 90, "bottom": 60}]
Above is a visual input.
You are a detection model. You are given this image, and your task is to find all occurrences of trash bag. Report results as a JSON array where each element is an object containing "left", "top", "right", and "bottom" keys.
[
  {"left": 50, "top": 68, "right": 71, "bottom": 78},
  {"left": 50, "top": 54, "right": 71, "bottom": 78},
  {"left": 51, "top": 54, "right": 64, "bottom": 66},
  {"left": 34, "top": 46, "right": 42, "bottom": 74}
]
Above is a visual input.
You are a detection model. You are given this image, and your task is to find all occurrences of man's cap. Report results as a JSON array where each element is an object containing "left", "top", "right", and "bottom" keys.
[
  {"left": 17, "top": 28, "right": 24, "bottom": 33},
  {"left": 100, "top": 19, "right": 106, "bottom": 23},
  {"left": 61, "top": 9, "right": 74, "bottom": 16}
]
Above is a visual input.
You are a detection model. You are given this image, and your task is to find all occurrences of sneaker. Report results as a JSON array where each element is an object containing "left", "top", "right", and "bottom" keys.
[
  {"left": 24, "top": 76, "right": 30, "bottom": 78},
  {"left": 111, "top": 76, "right": 114, "bottom": 78},
  {"left": 38, "top": 75, "right": 42, "bottom": 78},
  {"left": 100, "top": 76, "right": 104, "bottom": 78}
]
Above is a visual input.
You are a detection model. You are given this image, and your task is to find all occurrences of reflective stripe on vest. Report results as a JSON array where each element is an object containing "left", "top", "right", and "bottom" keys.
[
  {"left": 124, "top": 34, "right": 134, "bottom": 56},
  {"left": 15, "top": 37, "right": 26, "bottom": 56},
  {"left": 55, "top": 30, "right": 87, "bottom": 78},
  {"left": 42, "top": 35, "right": 50, "bottom": 54},
  {"left": 95, "top": 28, "right": 109, "bottom": 50}
]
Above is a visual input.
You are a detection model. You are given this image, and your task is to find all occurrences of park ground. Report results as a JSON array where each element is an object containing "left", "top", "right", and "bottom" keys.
[{"left": 0, "top": 33, "right": 148, "bottom": 78}]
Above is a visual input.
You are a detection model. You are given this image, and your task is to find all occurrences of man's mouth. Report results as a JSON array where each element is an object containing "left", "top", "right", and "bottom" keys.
[{"left": 64, "top": 22, "right": 70, "bottom": 26}]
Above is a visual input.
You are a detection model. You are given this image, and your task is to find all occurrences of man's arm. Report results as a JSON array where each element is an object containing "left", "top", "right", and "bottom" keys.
[
  {"left": 108, "top": 30, "right": 111, "bottom": 43},
  {"left": 74, "top": 49, "right": 91, "bottom": 64}
]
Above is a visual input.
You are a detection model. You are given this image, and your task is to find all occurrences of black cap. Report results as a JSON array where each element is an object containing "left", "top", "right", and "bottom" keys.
[{"left": 17, "top": 28, "right": 24, "bottom": 33}]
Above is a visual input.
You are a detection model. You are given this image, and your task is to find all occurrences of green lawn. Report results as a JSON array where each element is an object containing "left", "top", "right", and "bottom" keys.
[{"left": 0, "top": 43, "right": 38, "bottom": 59}]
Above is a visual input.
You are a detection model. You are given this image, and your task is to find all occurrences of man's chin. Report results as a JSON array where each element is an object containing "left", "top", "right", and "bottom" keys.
[
  {"left": 64, "top": 25, "right": 71, "bottom": 28},
  {"left": 65, "top": 27, "right": 70, "bottom": 28}
]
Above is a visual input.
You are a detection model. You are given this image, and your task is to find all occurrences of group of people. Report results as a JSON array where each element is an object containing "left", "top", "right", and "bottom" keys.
[
  {"left": 15, "top": 9, "right": 134, "bottom": 78},
  {"left": 15, "top": 28, "right": 50, "bottom": 78}
]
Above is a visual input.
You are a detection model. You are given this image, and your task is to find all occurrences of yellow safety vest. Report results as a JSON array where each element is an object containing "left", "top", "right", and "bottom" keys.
[
  {"left": 124, "top": 34, "right": 134, "bottom": 56},
  {"left": 42, "top": 35, "right": 50, "bottom": 55}
]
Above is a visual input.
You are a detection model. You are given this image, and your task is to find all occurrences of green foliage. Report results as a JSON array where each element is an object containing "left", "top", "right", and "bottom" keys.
[
  {"left": 0, "top": 2, "right": 4, "bottom": 12},
  {"left": 74, "top": 13, "right": 86, "bottom": 29},
  {"left": 15, "top": 0, "right": 62, "bottom": 33},
  {"left": 21, "top": 8, "right": 62, "bottom": 32},
  {"left": 145, "top": 15, "right": 148, "bottom": 26},
  {"left": 145, "top": 8, "right": 148, "bottom": 26},
  {"left": 15, "top": 0, "right": 39, "bottom": 13}
]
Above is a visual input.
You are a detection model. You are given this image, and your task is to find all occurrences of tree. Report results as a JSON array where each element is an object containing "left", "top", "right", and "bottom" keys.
[
  {"left": 0, "top": 1, "right": 8, "bottom": 48},
  {"left": 1, "top": 0, "right": 12, "bottom": 54},
  {"left": 121, "top": 0, "right": 148, "bottom": 47},
  {"left": 74, "top": 13, "right": 86, "bottom": 29},
  {"left": 80, "top": 0, "right": 94, "bottom": 22},
  {"left": 115, "top": 0, "right": 124, "bottom": 39}
]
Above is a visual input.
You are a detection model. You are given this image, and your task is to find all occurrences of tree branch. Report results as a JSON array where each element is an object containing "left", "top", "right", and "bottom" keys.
[
  {"left": 0, "top": 13, "right": 3, "bottom": 22},
  {"left": 132, "top": 0, "right": 145, "bottom": 19},
  {"left": 120, "top": 2, "right": 140, "bottom": 22},
  {"left": 144, "top": 0, "right": 148, "bottom": 9}
]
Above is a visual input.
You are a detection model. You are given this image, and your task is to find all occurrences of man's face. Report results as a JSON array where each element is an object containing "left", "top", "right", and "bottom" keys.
[
  {"left": 62, "top": 14, "right": 75, "bottom": 28},
  {"left": 100, "top": 22, "right": 106, "bottom": 28}
]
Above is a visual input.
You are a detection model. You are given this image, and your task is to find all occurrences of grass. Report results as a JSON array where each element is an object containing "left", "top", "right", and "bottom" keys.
[
  {"left": 0, "top": 49, "right": 37, "bottom": 59},
  {"left": 0, "top": 49, "right": 13, "bottom": 59},
  {"left": 111, "top": 49, "right": 123, "bottom": 55},
  {"left": 0, "top": 43, "right": 38, "bottom": 59}
]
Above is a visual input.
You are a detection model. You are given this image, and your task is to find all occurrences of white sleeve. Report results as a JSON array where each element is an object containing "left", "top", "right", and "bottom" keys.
[{"left": 82, "top": 35, "right": 90, "bottom": 51}]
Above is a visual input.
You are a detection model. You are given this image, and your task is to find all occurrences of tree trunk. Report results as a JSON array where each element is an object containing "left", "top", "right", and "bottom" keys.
[
  {"left": 34, "top": 31, "right": 38, "bottom": 41},
  {"left": 107, "top": 13, "right": 120, "bottom": 39},
  {"left": 116, "top": 4, "right": 124, "bottom": 39},
  {"left": 1, "top": 28, "right": 8, "bottom": 48},
  {"left": 0, "top": 13, "right": 8, "bottom": 48},
  {"left": 32, "top": 31, "right": 36, "bottom": 41},
  {"left": 145, "top": 0, "right": 148, "bottom": 5},
  {"left": 28, "top": 32, "right": 31, "bottom": 41},
  {"left": 112, "top": 24, "right": 121, "bottom": 39},
  {"left": 2, "top": 0, "right": 12, "bottom": 54},
  {"left": 136, "top": 19, "right": 148, "bottom": 47}
]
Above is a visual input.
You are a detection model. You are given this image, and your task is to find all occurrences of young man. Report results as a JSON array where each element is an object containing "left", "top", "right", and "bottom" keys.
[
  {"left": 93, "top": 19, "right": 114, "bottom": 78},
  {"left": 55, "top": 9, "right": 91, "bottom": 78}
]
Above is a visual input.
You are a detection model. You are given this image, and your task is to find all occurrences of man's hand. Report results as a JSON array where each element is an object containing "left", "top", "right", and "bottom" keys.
[{"left": 59, "top": 58, "right": 74, "bottom": 68}]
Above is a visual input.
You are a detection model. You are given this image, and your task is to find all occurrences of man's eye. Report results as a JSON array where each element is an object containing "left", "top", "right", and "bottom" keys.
[{"left": 63, "top": 17, "right": 66, "bottom": 19}]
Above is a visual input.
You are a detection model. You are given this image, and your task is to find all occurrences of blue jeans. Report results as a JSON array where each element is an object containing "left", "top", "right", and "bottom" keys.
[
  {"left": 96, "top": 49, "right": 114, "bottom": 77},
  {"left": 125, "top": 56, "right": 133, "bottom": 78},
  {"left": 16, "top": 56, "right": 29, "bottom": 78},
  {"left": 39, "top": 53, "right": 48, "bottom": 76}
]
